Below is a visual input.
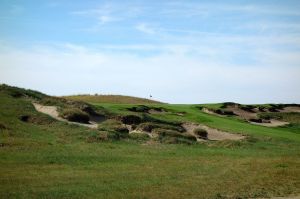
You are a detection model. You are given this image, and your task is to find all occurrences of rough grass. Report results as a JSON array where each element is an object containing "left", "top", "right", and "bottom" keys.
[
  {"left": 64, "top": 94, "right": 163, "bottom": 104},
  {"left": 1, "top": 87, "right": 300, "bottom": 198}
]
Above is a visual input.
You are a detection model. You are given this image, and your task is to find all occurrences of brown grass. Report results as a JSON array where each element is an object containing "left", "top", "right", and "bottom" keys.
[{"left": 64, "top": 94, "right": 163, "bottom": 104}]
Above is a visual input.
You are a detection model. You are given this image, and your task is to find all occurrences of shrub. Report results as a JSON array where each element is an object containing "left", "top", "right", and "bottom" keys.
[
  {"left": 193, "top": 128, "right": 208, "bottom": 139},
  {"left": 60, "top": 108, "right": 90, "bottom": 123}
]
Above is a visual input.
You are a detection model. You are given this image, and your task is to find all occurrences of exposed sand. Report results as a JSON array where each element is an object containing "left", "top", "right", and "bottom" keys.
[
  {"left": 202, "top": 108, "right": 224, "bottom": 117},
  {"left": 261, "top": 196, "right": 300, "bottom": 199},
  {"left": 33, "top": 103, "right": 98, "bottom": 129},
  {"left": 280, "top": 106, "right": 300, "bottom": 113},
  {"left": 182, "top": 123, "right": 245, "bottom": 141},
  {"left": 202, "top": 106, "right": 291, "bottom": 127},
  {"left": 251, "top": 120, "right": 289, "bottom": 127},
  {"left": 226, "top": 106, "right": 257, "bottom": 120}
]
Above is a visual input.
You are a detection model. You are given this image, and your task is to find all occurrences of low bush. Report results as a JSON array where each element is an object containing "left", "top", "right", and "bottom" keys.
[
  {"left": 60, "top": 108, "right": 90, "bottom": 123},
  {"left": 193, "top": 128, "right": 208, "bottom": 139}
]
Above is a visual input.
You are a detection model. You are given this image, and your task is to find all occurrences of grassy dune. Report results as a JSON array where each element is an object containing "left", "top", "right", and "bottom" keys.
[
  {"left": 1, "top": 86, "right": 300, "bottom": 198},
  {"left": 64, "top": 94, "right": 163, "bottom": 104}
]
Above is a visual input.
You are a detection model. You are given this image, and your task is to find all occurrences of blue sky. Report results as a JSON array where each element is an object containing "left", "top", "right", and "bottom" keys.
[{"left": 0, "top": 0, "right": 300, "bottom": 103}]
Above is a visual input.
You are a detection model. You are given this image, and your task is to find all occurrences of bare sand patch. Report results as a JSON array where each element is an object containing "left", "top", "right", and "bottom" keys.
[
  {"left": 280, "top": 106, "right": 300, "bottom": 113},
  {"left": 182, "top": 123, "right": 245, "bottom": 141},
  {"left": 251, "top": 120, "right": 289, "bottom": 127},
  {"left": 33, "top": 103, "right": 98, "bottom": 129}
]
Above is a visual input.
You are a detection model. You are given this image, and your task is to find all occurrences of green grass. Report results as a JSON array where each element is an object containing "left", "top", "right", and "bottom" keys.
[{"left": 1, "top": 87, "right": 300, "bottom": 198}]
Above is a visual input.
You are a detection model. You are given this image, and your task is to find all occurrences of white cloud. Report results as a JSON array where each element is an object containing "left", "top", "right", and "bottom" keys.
[
  {"left": 135, "top": 23, "right": 156, "bottom": 34},
  {"left": 0, "top": 43, "right": 299, "bottom": 104}
]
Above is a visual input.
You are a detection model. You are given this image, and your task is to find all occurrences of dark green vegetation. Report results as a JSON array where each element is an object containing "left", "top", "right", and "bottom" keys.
[
  {"left": 60, "top": 108, "right": 90, "bottom": 123},
  {"left": 1, "top": 84, "right": 300, "bottom": 199}
]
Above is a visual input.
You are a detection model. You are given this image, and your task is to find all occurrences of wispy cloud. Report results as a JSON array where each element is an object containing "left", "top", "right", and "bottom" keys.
[{"left": 135, "top": 23, "right": 156, "bottom": 34}]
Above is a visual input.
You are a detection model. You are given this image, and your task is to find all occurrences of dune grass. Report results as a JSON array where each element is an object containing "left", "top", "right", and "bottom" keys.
[{"left": 1, "top": 90, "right": 300, "bottom": 198}]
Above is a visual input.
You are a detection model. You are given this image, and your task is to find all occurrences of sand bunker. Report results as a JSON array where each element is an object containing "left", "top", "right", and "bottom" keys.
[
  {"left": 182, "top": 123, "right": 245, "bottom": 141},
  {"left": 202, "top": 105, "right": 292, "bottom": 127},
  {"left": 33, "top": 103, "right": 98, "bottom": 129},
  {"left": 251, "top": 120, "right": 289, "bottom": 127}
]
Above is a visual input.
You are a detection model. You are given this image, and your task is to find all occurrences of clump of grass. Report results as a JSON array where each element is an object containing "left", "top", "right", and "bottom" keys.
[
  {"left": 239, "top": 105, "right": 256, "bottom": 112},
  {"left": 193, "top": 128, "right": 208, "bottom": 139},
  {"left": 98, "top": 119, "right": 129, "bottom": 139},
  {"left": 128, "top": 133, "right": 150, "bottom": 142},
  {"left": 0, "top": 84, "right": 46, "bottom": 99},
  {"left": 121, "top": 115, "right": 142, "bottom": 125},
  {"left": 220, "top": 102, "right": 239, "bottom": 108},
  {"left": 0, "top": 122, "right": 7, "bottom": 129},
  {"left": 214, "top": 109, "right": 236, "bottom": 116},
  {"left": 153, "top": 128, "right": 197, "bottom": 144},
  {"left": 19, "top": 114, "right": 54, "bottom": 125},
  {"left": 259, "top": 112, "right": 300, "bottom": 124},
  {"left": 86, "top": 131, "right": 119, "bottom": 142},
  {"left": 60, "top": 108, "right": 90, "bottom": 123},
  {"left": 127, "top": 105, "right": 150, "bottom": 113},
  {"left": 249, "top": 118, "right": 263, "bottom": 123},
  {"left": 137, "top": 122, "right": 185, "bottom": 133}
]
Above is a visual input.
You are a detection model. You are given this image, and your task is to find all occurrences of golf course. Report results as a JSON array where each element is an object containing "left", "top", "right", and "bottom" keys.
[{"left": 0, "top": 84, "right": 299, "bottom": 199}]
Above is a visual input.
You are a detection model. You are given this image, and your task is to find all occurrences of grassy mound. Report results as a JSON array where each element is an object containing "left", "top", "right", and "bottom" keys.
[
  {"left": 153, "top": 128, "right": 197, "bottom": 144},
  {"left": 64, "top": 94, "right": 163, "bottom": 104}
]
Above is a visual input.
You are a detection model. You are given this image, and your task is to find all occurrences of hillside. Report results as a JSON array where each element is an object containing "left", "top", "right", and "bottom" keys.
[
  {"left": 0, "top": 84, "right": 300, "bottom": 199},
  {"left": 64, "top": 94, "right": 163, "bottom": 104}
]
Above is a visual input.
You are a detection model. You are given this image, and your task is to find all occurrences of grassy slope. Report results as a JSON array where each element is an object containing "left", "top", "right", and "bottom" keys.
[
  {"left": 64, "top": 94, "right": 163, "bottom": 104},
  {"left": 1, "top": 92, "right": 300, "bottom": 198}
]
